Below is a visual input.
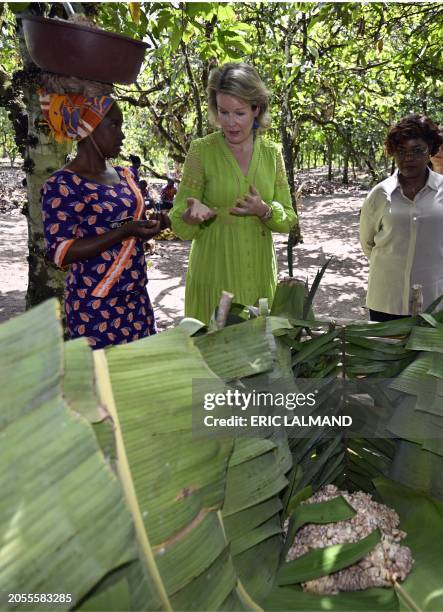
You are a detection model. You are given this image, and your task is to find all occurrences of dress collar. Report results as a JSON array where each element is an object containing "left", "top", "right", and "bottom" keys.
[
  {"left": 384, "top": 168, "right": 441, "bottom": 196},
  {"left": 217, "top": 131, "right": 260, "bottom": 182}
]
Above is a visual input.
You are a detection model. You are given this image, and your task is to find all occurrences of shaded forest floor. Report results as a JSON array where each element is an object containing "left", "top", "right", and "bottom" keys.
[{"left": 0, "top": 163, "right": 371, "bottom": 328}]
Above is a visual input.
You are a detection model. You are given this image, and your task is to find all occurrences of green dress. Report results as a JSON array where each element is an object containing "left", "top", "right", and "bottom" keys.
[{"left": 170, "top": 131, "right": 297, "bottom": 324}]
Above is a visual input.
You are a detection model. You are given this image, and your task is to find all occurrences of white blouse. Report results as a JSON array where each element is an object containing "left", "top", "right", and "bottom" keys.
[{"left": 360, "top": 169, "right": 443, "bottom": 315}]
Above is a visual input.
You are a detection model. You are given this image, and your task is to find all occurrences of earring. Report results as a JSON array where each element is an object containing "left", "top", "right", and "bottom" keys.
[{"left": 253, "top": 118, "right": 259, "bottom": 130}]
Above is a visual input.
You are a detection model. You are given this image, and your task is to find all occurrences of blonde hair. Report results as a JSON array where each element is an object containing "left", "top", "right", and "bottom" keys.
[{"left": 207, "top": 62, "right": 271, "bottom": 131}]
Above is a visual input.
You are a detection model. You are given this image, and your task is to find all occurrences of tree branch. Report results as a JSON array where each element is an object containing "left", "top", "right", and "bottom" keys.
[
  {"left": 116, "top": 91, "right": 187, "bottom": 159},
  {"left": 180, "top": 41, "right": 203, "bottom": 137}
]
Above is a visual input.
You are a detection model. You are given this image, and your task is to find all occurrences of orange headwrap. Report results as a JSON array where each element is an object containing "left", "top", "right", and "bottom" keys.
[{"left": 39, "top": 90, "right": 114, "bottom": 143}]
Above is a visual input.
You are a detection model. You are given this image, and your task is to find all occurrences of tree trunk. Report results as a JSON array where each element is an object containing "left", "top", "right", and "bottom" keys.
[
  {"left": 342, "top": 146, "right": 350, "bottom": 184},
  {"left": 16, "top": 18, "right": 69, "bottom": 310},
  {"left": 280, "top": 126, "right": 297, "bottom": 203},
  {"left": 278, "top": 22, "right": 301, "bottom": 250},
  {"left": 24, "top": 92, "right": 70, "bottom": 309},
  {"left": 364, "top": 157, "right": 378, "bottom": 181},
  {"left": 327, "top": 139, "right": 333, "bottom": 181}
]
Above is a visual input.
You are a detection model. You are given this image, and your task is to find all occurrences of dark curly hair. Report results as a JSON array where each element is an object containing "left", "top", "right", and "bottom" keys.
[
  {"left": 385, "top": 114, "right": 442, "bottom": 156},
  {"left": 129, "top": 154, "right": 141, "bottom": 168}
]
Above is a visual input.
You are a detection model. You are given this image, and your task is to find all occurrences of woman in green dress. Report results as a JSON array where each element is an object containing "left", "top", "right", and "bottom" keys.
[{"left": 170, "top": 62, "right": 297, "bottom": 323}]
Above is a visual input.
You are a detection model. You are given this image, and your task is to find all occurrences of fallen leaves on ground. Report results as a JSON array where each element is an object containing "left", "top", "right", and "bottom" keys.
[{"left": 0, "top": 164, "right": 26, "bottom": 215}]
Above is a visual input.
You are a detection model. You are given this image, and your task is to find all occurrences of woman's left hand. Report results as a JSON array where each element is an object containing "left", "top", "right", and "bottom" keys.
[{"left": 230, "top": 185, "right": 269, "bottom": 218}]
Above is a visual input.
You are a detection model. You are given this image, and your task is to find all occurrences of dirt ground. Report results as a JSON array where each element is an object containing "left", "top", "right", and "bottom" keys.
[{"left": 0, "top": 164, "right": 370, "bottom": 329}]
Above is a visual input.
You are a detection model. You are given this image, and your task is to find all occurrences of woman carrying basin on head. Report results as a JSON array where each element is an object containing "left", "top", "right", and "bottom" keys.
[
  {"left": 360, "top": 115, "right": 443, "bottom": 322},
  {"left": 170, "top": 62, "right": 298, "bottom": 324},
  {"left": 41, "top": 92, "right": 168, "bottom": 348}
]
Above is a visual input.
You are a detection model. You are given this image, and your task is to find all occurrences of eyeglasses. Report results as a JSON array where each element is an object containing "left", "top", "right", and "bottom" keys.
[{"left": 395, "top": 145, "right": 429, "bottom": 160}]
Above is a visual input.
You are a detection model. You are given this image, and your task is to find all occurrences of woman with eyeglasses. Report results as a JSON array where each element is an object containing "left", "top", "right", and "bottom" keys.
[{"left": 360, "top": 114, "right": 443, "bottom": 321}]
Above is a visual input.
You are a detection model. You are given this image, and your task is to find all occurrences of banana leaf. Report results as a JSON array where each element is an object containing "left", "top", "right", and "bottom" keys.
[
  {"left": 428, "top": 353, "right": 443, "bottom": 378},
  {"left": 345, "top": 336, "right": 409, "bottom": 355},
  {"left": 282, "top": 466, "right": 305, "bottom": 518},
  {"left": 388, "top": 440, "right": 443, "bottom": 500},
  {"left": 347, "top": 439, "right": 392, "bottom": 474},
  {"left": 389, "top": 353, "right": 436, "bottom": 395},
  {"left": 292, "top": 329, "right": 342, "bottom": 367},
  {"left": 419, "top": 313, "right": 439, "bottom": 327},
  {"left": 63, "top": 337, "right": 101, "bottom": 422},
  {"left": 230, "top": 514, "right": 282, "bottom": 556},
  {"left": 277, "top": 529, "right": 380, "bottom": 585},
  {"left": 298, "top": 436, "right": 344, "bottom": 490},
  {"left": 78, "top": 573, "right": 132, "bottom": 611},
  {"left": 194, "top": 316, "right": 278, "bottom": 381},
  {"left": 425, "top": 294, "right": 443, "bottom": 314},
  {"left": 285, "top": 485, "right": 313, "bottom": 518},
  {"left": 221, "top": 428, "right": 292, "bottom": 602},
  {"left": 223, "top": 497, "right": 282, "bottom": 542},
  {"left": 386, "top": 397, "right": 443, "bottom": 456},
  {"left": 192, "top": 313, "right": 295, "bottom": 601},
  {"left": 233, "top": 535, "right": 283, "bottom": 602},
  {"left": 222, "top": 445, "right": 289, "bottom": 517},
  {"left": 222, "top": 438, "right": 289, "bottom": 601},
  {"left": 101, "top": 327, "right": 241, "bottom": 609},
  {"left": 271, "top": 281, "right": 306, "bottom": 320},
  {"left": 0, "top": 299, "right": 62, "bottom": 427},
  {"left": 263, "top": 586, "right": 399, "bottom": 610},
  {"left": 0, "top": 301, "right": 136, "bottom": 607},
  {"left": 63, "top": 339, "right": 119, "bottom": 460},
  {"left": 290, "top": 427, "right": 326, "bottom": 464},
  {"left": 228, "top": 438, "right": 277, "bottom": 467},
  {"left": 415, "top": 389, "right": 443, "bottom": 417},
  {"left": 282, "top": 495, "right": 356, "bottom": 561},
  {"left": 219, "top": 589, "right": 247, "bottom": 610},
  {"left": 285, "top": 317, "right": 338, "bottom": 328},
  {"left": 345, "top": 345, "right": 409, "bottom": 361},
  {"left": 346, "top": 317, "right": 417, "bottom": 338},
  {"left": 406, "top": 325, "right": 443, "bottom": 353},
  {"left": 375, "top": 477, "right": 443, "bottom": 611},
  {"left": 272, "top": 430, "right": 293, "bottom": 475},
  {"left": 315, "top": 451, "right": 346, "bottom": 490}
]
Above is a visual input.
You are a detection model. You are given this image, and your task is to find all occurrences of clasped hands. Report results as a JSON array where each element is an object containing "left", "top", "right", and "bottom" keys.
[{"left": 182, "top": 185, "right": 270, "bottom": 225}]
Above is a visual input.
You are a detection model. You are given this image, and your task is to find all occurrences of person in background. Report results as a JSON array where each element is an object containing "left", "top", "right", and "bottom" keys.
[
  {"left": 430, "top": 130, "right": 443, "bottom": 174},
  {"left": 40, "top": 92, "right": 168, "bottom": 348},
  {"left": 360, "top": 114, "right": 443, "bottom": 322},
  {"left": 170, "top": 62, "right": 297, "bottom": 324},
  {"left": 139, "top": 179, "right": 155, "bottom": 210},
  {"left": 160, "top": 177, "right": 177, "bottom": 210},
  {"left": 129, "top": 153, "right": 142, "bottom": 180}
]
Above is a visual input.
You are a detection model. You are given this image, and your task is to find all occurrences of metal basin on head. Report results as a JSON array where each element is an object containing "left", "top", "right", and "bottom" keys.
[{"left": 22, "top": 15, "right": 149, "bottom": 85}]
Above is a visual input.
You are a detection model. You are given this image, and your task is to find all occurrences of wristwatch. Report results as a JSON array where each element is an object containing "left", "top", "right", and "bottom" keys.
[{"left": 260, "top": 204, "right": 273, "bottom": 222}]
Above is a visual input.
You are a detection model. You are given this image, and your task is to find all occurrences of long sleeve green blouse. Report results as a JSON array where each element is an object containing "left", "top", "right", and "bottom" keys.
[{"left": 170, "top": 131, "right": 297, "bottom": 324}]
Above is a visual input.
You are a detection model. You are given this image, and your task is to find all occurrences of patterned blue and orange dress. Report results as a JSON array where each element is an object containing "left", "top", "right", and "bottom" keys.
[{"left": 42, "top": 166, "right": 157, "bottom": 349}]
